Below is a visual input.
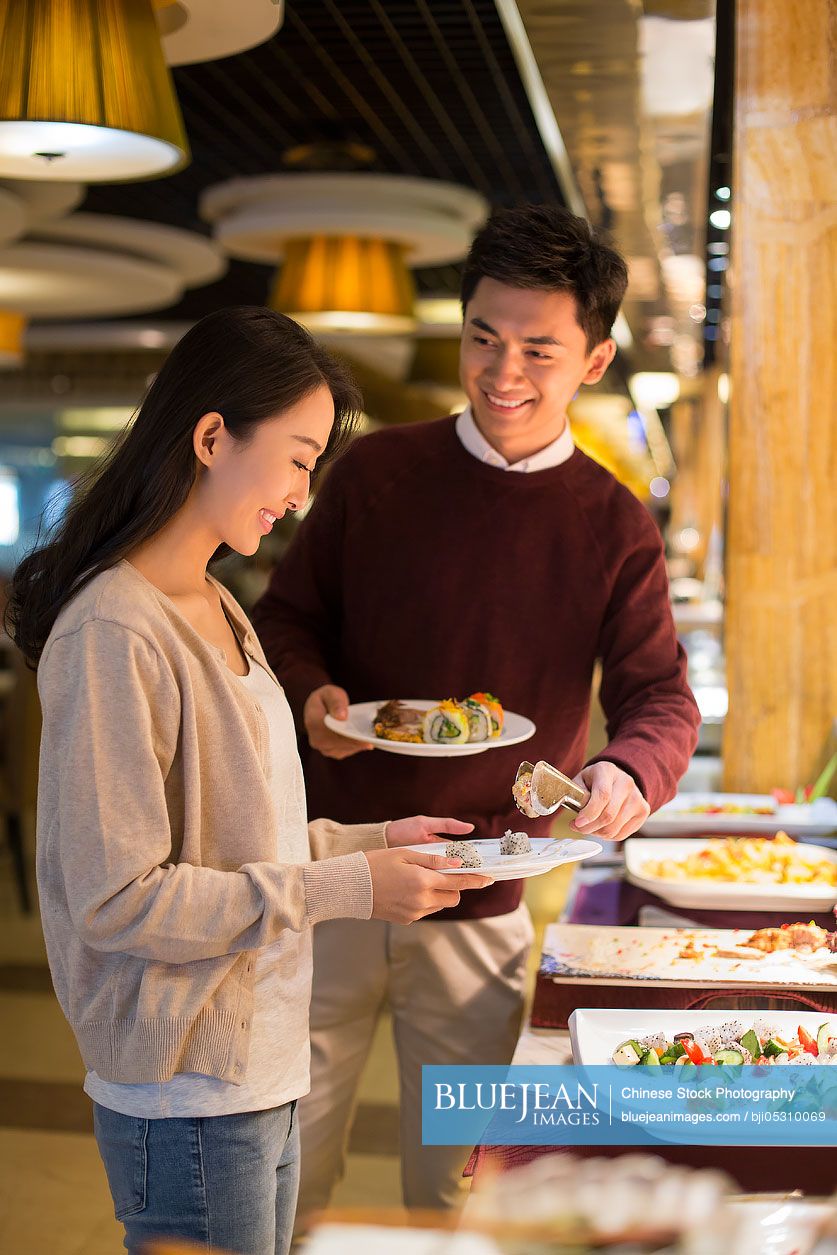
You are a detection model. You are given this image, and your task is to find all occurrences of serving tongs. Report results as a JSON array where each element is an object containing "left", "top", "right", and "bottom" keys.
[{"left": 513, "top": 760, "right": 589, "bottom": 818}]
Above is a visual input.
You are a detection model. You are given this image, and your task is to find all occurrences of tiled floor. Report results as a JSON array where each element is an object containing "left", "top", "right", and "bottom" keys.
[{"left": 0, "top": 838, "right": 573, "bottom": 1253}]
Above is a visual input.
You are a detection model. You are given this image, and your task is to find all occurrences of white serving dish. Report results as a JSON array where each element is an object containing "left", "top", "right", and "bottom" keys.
[
  {"left": 568, "top": 1007, "right": 837, "bottom": 1066},
  {"left": 324, "top": 699, "right": 535, "bottom": 757},
  {"left": 624, "top": 836, "right": 837, "bottom": 912},
  {"left": 539, "top": 923, "right": 837, "bottom": 992},
  {"left": 402, "top": 836, "right": 601, "bottom": 882},
  {"left": 643, "top": 792, "right": 837, "bottom": 838}
]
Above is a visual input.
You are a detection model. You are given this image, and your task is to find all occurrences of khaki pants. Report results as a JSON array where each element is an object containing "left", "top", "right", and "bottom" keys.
[{"left": 296, "top": 903, "right": 534, "bottom": 1218}]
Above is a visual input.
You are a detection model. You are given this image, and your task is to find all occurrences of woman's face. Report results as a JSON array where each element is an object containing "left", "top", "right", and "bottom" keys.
[{"left": 196, "top": 384, "right": 335, "bottom": 556}]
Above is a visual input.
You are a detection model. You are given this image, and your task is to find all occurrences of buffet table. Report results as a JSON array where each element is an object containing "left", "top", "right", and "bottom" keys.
[{"left": 464, "top": 846, "right": 837, "bottom": 1196}]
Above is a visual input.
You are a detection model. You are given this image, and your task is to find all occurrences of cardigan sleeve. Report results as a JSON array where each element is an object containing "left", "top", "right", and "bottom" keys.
[
  {"left": 39, "top": 620, "right": 375, "bottom": 964},
  {"left": 585, "top": 514, "right": 701, "bottom": 811}
]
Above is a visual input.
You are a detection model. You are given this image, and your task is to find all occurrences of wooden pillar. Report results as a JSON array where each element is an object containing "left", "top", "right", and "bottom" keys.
[{"left": 723, "top": 0, "right": 837, "bottom": 791}]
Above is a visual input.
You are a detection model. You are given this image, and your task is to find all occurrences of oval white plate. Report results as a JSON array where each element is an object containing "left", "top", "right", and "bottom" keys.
[
  {"left": 403, "top": 836, "right": 602, "bottom": 881},
  {"left": 624, "top": 836, "right": 837, "bottom": 912},
  {"left": 324, "top": 699, "right": 536, "bottom": 757}
]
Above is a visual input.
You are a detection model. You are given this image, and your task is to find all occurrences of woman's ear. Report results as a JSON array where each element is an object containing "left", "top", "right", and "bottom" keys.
[
  {"left": 193, "top": 412, "right": 225, "bottom": 469},
  {"left": 582, "top": 338, "right": 617, "bottom": 385}
]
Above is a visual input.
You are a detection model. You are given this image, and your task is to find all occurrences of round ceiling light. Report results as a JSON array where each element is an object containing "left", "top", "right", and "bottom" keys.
[
  {"left": 0, "top": 0, "right": 189, "bottom": 182},
  {"left": 156, "top": 0, "right": 284, "bottom": 66},
  {"left": 0, "top": 211, "right": 224, "bottom": 372},
  {"left": 201, "top": 174, "right": 487, "bottom": 335}
]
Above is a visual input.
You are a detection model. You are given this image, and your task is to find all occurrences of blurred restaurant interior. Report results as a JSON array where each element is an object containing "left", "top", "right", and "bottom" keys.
[{"left": 0, "top": 0, "right": 836, "bottom": 1252}]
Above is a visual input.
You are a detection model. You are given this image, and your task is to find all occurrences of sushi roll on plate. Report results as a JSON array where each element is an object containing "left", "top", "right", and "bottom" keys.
[
  {"left": 461, "top": 697, "right": 492, "bottom": 742},
  {"left": 468, "top": 691, "right": 504, "bottom": 737},
  {"left": 422, "top": 700, "right": 470, "bottom": 745}
]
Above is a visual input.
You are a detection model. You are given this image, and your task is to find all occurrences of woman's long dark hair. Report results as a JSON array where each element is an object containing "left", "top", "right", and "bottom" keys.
[{"left": 6, "top": 306, "right": 361, "bottom": 664}]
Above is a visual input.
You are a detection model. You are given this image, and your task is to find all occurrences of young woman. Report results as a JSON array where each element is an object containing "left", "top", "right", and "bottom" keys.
[{"left": 6, "top": 307, "right": 490, "bottom": 1255}]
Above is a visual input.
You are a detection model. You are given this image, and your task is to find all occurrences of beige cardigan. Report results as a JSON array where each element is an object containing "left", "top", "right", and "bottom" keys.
[{"left": 36, "top": 561, "right": 387, "bottom": 1084}]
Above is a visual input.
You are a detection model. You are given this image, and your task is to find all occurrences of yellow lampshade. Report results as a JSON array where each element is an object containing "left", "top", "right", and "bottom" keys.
[
  {"left": 273, "top": 236, "right": 417, "bottom": 334},
  {"left": 0, "top": 311, "right": 26, "bottom": 368},
  {"left": 0, "top": 0, "right": 189, "bottom": 182}
]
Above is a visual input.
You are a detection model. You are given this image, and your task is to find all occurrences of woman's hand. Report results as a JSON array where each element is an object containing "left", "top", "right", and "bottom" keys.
[
  {"left": 385, "top": 815, "right": 475, "bottom": 848},
  {"left": 364, "top": 848, "right": 492, "bottom": 924}
]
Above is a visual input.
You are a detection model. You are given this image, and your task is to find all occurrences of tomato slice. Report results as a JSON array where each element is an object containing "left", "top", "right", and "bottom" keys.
[
  {"left": 798, "top": 1026, "right": 818, "bottom": 1056},
  {"left": 683, "top": 1039, "right": 706, "bottom": 1065}
]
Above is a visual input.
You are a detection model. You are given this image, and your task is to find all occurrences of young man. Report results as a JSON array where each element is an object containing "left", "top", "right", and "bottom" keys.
[{"left": 252, "top": 205, "right": 700, "bottom": 1214}]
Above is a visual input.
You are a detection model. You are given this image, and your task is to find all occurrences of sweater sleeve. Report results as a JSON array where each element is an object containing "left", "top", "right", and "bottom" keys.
[
  {"left": 308, "top": 818, "right": 389, "bottom": 859},
  {"left": 251, "top": 462, "right": 348, "bottom": 721},
  {"left": 40, "top": 620, "right": 375, "bottom": 964},
  {"left": 585, "top": 516, "right": 701, "bottom": 811}
]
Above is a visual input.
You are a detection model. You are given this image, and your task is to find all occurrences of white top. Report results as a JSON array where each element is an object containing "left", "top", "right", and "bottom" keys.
[
  {"left": 455, "top": 405, "right": 575, "bottom": 472},
  {"left": 85, "top": 658, "right": 313, "bottom": 1117}
]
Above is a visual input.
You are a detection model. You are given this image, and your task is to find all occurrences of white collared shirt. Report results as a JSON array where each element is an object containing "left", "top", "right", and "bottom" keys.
[{"left": 455, "top": 405, "right": 574, "bottom": 472}]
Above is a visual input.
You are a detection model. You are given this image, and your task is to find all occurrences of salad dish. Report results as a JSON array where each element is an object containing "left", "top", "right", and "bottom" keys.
[
  {"left": 608, "top": 1017, "right": 837, "bottom": 1067},
  {"left": 569, "top": 1008, "right": 837, "bottom": 1067}
]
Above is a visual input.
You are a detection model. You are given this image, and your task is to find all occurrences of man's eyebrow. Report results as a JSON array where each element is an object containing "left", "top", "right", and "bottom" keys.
[
  {"left": 292, "top": 435, "right": 323, "bottom": 454},
  {"left": 469, "top": 317, "right": 561, "bottom": 346}
]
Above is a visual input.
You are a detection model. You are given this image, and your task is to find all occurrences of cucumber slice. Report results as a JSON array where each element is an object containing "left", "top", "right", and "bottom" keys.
[
  {"left": 762, "top": 1038, "right": 785, "bottom": 1058},
  {"left": 612, "top": 1040, "right": 642, "bottom": 1066},
  {"left": 817, "top": 1023, "right": 832, "bottom": 1054},
  {"left": 740, "top": 1029, "right": 761, "bottom": 1059},
  {"left": 640, "top": 1049, "right": 661, "bottom": 1066},
  {"left": 714, "top": 1048, "right": 745, "bottom": 1065},
  {"left": 660, "top": 1041, "right": 686, "bottom": 1063}
]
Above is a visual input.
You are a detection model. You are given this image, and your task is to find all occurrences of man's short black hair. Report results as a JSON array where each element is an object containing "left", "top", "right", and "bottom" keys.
[{"left": 460, "top": 205, "right": 629, "bottom": 351}]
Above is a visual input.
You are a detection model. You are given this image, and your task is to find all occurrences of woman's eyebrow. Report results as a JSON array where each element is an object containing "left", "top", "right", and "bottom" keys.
[{"left": 292, "top": 435, "right": 323, "bottom": 454}]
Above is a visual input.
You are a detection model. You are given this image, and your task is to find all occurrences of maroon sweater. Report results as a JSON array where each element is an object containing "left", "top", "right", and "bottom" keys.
[{"left": 252, "top": 416, "right": 700, "bottom": 919}]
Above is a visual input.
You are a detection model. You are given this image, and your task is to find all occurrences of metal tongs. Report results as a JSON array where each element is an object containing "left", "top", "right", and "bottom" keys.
[{"left": 513, "top": 760, "right": 589, "bottom": 818}]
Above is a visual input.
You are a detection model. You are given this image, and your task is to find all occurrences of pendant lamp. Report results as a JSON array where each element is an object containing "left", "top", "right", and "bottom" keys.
[
  {"left": 273, "top": 236, "right": 417, "bottom": 335},
  {"left": 0, "top": 0, "right": 189, "bottom": 182},
  {"left": 0, "top": 310, "right": 25, "bottom": 368}
]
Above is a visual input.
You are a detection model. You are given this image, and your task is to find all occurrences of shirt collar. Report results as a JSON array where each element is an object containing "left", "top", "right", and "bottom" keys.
[{"left": 455, "top": 405, "right": 574, "bottom": 472}]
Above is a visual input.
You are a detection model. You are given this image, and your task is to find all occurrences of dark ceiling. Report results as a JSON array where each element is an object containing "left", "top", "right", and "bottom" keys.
[{"left": 82, "top": 0, "right": 567, "bottom": 319}]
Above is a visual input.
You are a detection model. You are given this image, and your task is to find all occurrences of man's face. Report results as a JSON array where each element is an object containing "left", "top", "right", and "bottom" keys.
[{"left": 459, "top": 278, "right": 615, "bottom": 452}]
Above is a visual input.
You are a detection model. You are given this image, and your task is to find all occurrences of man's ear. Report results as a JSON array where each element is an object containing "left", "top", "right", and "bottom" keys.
[
  {"left": 193, "top": 412, "right": 225, "bottom": 469},
  {"left": 582, "top": 338, "right": 617, "bottom": 385}
]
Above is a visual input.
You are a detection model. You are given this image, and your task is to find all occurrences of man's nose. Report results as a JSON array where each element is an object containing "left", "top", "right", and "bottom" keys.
[{"left": 489, "top": 349, "right": 525, "bottom": 389}]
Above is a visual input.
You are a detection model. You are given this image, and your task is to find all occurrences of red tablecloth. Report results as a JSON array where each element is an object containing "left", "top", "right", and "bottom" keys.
[
  {"left": 566, "top": 874, "right": 837, "bottom": 932},
  {"left": 464, "top": 1142, "right": 837, "bottom": 1194}
]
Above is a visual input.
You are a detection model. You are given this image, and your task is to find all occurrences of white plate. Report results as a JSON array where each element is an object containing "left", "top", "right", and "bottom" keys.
[
  {"left": 569, "top": 1007, "right": 837, "bottom": 1066},
  {"left": 624, "top": 836, "right": 837, "bottom": 912},
  {"left": 540, "top": 923, "right": 837, "bottom": 992},
  {"left": 643, "top": 792, "right": 837, "bottom": 837},
  {"left": 403, "top": 837, "right": 601, "bottom": 881},
  {"left": 324, "top": 699, "right": 535, "bottom": 757}
]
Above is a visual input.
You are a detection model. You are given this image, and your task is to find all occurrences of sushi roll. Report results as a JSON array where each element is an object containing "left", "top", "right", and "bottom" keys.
[
  {"left": 468, "top": 692, "right": 504, "bottom": 737},
  {"left": 499, "top": 829, "right": 532, "bottom": 856},
  {"left": 423, "top": 700, "right": 471, "bottom": 745},
  {"left": 445, "top": 840, "right": 483, "bottom": 867},
  {"left": 461, "top": 697, "right": 492, "bottom": 742}
]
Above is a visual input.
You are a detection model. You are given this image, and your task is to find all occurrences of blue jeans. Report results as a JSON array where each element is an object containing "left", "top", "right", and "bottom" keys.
[{"left": 93, "top": 1101, "right": 299, "bottom": 1255}]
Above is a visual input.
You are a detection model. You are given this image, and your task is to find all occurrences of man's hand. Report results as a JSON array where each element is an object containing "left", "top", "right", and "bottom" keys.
[
  {"left": 303, "top": 684, "right": 373, "bottom": 759},
  {"left": 364, "top": 848, "right": 493, "bottom": 924},
  {"left": 386, "top": 816, "right": 475, "bottom": 848},
  {"left": 569, "top": 761, "right": 650, "bottom": 841}
]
